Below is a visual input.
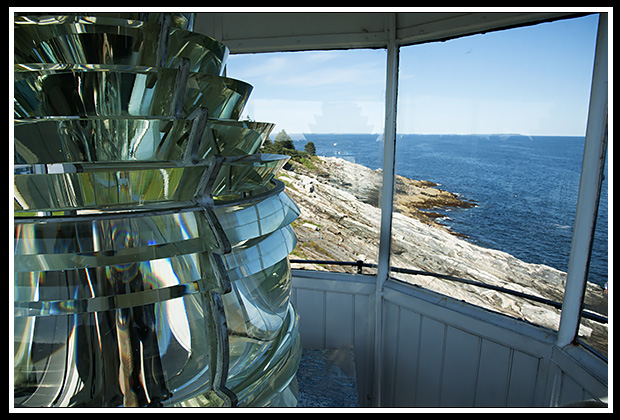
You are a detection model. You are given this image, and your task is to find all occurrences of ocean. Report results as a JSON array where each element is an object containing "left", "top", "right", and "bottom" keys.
[{"left": 296, "top": 133, "right": 608, "bottom": 288}]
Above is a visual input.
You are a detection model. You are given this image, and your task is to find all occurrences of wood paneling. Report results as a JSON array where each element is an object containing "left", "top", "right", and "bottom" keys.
[
  {"left": 291, "top": 273, "right": 375, "bottom": 405},
  {"left": 291, "top": 272, "right": 607, "bottom": 407}
]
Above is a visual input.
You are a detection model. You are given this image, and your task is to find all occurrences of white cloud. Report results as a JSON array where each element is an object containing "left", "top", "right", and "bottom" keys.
[
  {"left": 244, "top": 98, "right": 323, "bottom": 133},
  {"left": 228, "top": 49, "right": 386, "bottom": 104},
  {"left": 398, "top": 95, "right": 563, "bottom": 135},
  {"left": 228, "top": 54, "right": 289, "bottom": 82},
  {"left": 243, "top": 98, "right": 384, "bottom": 134}
]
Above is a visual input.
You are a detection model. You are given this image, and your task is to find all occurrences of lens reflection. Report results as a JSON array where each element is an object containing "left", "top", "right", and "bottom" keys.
[
  {"left": 14, "top": 118, "right": 274, "bottom": 164},
  {"left": 14, "top": 11, "right": 301, "bottom": 408},
  {"left": 15, "top": 65, "right": 252, "bottom": 120}
]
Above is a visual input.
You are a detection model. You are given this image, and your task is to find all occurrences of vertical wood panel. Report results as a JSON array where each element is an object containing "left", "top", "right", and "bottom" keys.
[
  {"left": 295, "top": 289, "right": 326, "bottom": 348},
  {"left": 558, "top": 373, "right": 586, "bottom": 406},
  {"left": 392, "top": 307, "right": 421, "bottom": 407},
  {"left": 506, "top": 350, "right": 540, "bottom": 406},
  {"left": 380, "top": 301, "right": 400, "bottom": 406},
  {"left": 354, "top": 293, "right": 375, "bottom": 406},
  {"left": 440, "top": 326, "right": 481, "bottom": 407},
  {"left": 354, "top": 293, "right": 373, "bottom": 354},
  {"left": 414, "top": 316, "right": 446, "bottom": 406},
  {"left": 475, "top": 339, "right": 512, "bottom": 406},
  {"left": 325, "top": 291, "right": 355, "bottom": 348}
]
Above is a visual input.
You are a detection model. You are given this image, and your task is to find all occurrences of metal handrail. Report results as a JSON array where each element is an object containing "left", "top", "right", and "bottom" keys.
[{"left": 289, "top": 258, "right": 608, "bottom": 324}]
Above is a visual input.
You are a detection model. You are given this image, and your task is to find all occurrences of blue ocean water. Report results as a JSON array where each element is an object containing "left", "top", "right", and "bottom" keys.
[{"left": 297, "top": 133, "right": 608, "bottom": 287}]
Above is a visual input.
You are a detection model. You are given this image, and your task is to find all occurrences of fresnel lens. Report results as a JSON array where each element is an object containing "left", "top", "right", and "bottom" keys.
[{"left": 13, "top": 12, "right": 301, "bottom": 408}]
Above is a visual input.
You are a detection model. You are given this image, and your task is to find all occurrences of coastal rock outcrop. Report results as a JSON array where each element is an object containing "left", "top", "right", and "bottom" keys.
[{"left": 281, "top": 155, "right": 608, "bottom": 356}]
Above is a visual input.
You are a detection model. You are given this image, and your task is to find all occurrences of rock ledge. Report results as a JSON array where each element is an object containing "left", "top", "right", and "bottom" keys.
[{"left": 281, "top": 156, "right": 607, "bottom": 356}]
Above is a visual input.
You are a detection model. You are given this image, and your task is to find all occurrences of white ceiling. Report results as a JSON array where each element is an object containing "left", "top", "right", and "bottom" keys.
[{"left": 194, "top": 11, "right": 591, "bottom": 54}]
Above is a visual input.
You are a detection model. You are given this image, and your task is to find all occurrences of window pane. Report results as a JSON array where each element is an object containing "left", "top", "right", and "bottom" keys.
[
  {"left": 227, "top": 49, "right": 386, "bottom": 273},
  {"left": 580, "top": 149, "right": 608, "bottom": 358},
  {"left": 392, "top": 14, "right": 605, "bottom": 351}
]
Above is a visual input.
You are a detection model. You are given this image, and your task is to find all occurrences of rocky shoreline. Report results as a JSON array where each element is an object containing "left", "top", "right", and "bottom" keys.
[{"left": 280, "top": 155, "right": 608, "bottom": 356}]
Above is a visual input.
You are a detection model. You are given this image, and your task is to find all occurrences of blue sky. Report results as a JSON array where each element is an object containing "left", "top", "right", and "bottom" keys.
[
  {"left": 227, "top": 48, "right": 387, "bottom": 134},
  {"left": 227, "top": 14, "right": 600, "bottom": 136}
]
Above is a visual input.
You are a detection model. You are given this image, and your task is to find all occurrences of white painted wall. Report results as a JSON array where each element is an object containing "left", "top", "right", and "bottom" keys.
[{"left": 291, "top": 270, "right": 608, "bottom": 408}]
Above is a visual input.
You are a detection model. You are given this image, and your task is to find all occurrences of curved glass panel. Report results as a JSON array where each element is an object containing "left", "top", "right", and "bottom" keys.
[
  {"left": 14, "top": 162, "right": 210, "bottom": 213},
  {"left": 15, "top": 117, "right": 193, "bottom": 164},
  {"left": 14, "top": 291, "right": 226, "bottom": 407},
  {"left": 14, "top": 209, "right": 224, "bottom": 270},
  {"left": 215, "top": 189, "right": 300, "bottom": 245},
  {"left": 212, "top": 154, "right": 289, "bottom": 197},
  {"left": 14, "top": 15, "right": 228, "bottom": 75},
  {"left": 223, "top": 225, "right": 297, "bottom": 282},
  {"left": 225, "top": 303, "right": 301, "bottom": 407},
  {"left": 168, "top": 27, "right": 229, "bottom": 74},
  {"left": 16, "top": 12, "right": 195, "bottom": 31},
  {"left": 208, "top": 120, "right": 275, "bottom": 157},
  {"left": 224, "top": 257, "right": 292, "bottom": 342},
  {"left": 14, "top": 64, "right": 252, "bottom": 120},
  {"left": 14, "top": 117, "right": 273, "bottom": 164}
]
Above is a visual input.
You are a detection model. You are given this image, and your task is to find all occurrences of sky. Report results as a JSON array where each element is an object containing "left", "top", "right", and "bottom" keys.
[
  {"left": 226, "top": 13, "right": 600, "bottom": 137},
  {"left": 227, "top": 48, "right": 387, "bottom": 135}
]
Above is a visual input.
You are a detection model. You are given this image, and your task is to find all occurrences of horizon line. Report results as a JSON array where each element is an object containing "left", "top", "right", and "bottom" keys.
[{"left": 286, "top": 132, "right": 586, "bottom": 138}]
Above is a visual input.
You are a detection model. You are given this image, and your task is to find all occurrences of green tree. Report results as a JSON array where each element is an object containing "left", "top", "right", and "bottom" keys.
[
  {"left": 304, "top": 141, "right": 316, "bottom": 155},
  {"left": 274, "top": 129, "right": 295, "bottom": 150}
]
